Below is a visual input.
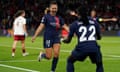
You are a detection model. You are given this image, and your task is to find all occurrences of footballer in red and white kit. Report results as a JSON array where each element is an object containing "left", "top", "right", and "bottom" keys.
[
  {"left": 12, "top": 10, "right": 28, "bottom": 57},
  {"left": 13, "top": 15, "right": 26, "bottom": 40}
]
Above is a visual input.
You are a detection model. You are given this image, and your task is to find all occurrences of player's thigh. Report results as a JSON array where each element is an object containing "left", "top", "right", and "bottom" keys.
[
  {"left": 72, "top": 49, "right": 87, "bottom": 61},
  {"left": 12, "top": 40, "right": 18, "bottom": 48},
  {"left": 21, "top": 40, "right": 25, "bottom": 44},
  {"left": 14, "top": 40, "right": 18, "bottom": 44},
  {"left": 53, "top": 43, "right": 61, "bottom": 57},
  {"left": 13, "top": 40, "right": 18, "bottom": 45}
]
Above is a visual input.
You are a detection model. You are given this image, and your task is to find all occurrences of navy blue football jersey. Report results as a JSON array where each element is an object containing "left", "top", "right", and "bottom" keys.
[
  {"left": 68, "top": 17, "right": 101, "bottom": 50},
  {"left": 41, "top": 13, "right": 64, "bottom": 39}
]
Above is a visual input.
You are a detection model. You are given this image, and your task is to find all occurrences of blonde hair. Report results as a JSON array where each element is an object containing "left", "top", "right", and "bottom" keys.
[{"left": 44, "top": 8, "right": 50, "bottom": 14}]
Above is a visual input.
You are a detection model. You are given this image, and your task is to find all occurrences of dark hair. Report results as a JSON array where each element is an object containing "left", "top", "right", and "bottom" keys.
[
  {"left": 14, "top": 10, "right": 25, "bottom": 18},
  {"left": 49, "top": 1, "right": 57, "bottom": 7},
  {"left": 77, "top": 6, "right": 89, "bottom": 26},
  {"left": 91, "top": 9, "right": 97, "bottom": 12}
]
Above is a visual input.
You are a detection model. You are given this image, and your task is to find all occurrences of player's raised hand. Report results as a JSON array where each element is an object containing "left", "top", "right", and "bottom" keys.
[
  {"left": 70, "top": 11, "right": 76, "bottom": 16},
  {"left": 31, "top": 36, "right": 36, "bottom": 43}
]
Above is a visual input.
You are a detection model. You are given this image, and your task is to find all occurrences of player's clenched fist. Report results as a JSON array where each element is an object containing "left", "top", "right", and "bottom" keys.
[{"left": 31, "top": 36, "right": 36, "bottom": 43}]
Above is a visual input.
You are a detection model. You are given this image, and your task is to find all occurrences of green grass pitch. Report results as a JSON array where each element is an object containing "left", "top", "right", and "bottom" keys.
[{"left": 0, "top": 36, "right": 120, "bottom": 72}]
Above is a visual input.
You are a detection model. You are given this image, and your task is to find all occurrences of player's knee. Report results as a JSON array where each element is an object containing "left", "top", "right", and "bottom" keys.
[
  {"left": 54, "top": 52, "right": 59, "bottom": 57},
  {"left": 67, "top": 57, "right": 72, "bottom": 63},
  {"left": 67, "top": 56, "right": 76, "bottom": 63},
  {"left": 96, "top": 61, "right": 103, "bottom": 67}
]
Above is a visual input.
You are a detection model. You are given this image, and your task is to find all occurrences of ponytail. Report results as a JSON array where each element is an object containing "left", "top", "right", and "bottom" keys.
[{"left": 44, "top": 8, "right": 50, "bottom": 14}]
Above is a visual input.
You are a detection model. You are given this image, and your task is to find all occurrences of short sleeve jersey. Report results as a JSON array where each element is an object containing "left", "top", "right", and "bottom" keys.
[
  {"left": 68, "top": 17, "right": 101, "bottom": 49},
  {"left": 41, "top": 13, "right": 64, "bottom": 39},
  {"left": 13, "top": 16, "right": 26, "bottom": 35}
]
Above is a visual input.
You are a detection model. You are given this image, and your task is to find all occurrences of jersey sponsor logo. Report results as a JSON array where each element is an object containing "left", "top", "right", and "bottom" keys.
[
  {"left": 78, "top": 22, "right": 83, "bottom": 25},
  {"left": 50, "top": 22, "right": 57, "bottom": 27}
]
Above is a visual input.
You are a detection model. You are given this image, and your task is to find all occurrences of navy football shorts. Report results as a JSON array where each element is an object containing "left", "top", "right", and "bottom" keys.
[
  {"left": 71, "top": 46, "right": 102, "bottom": 63},
  {"left": 44, "top": 37, "right": 60, "bottom": 48}
]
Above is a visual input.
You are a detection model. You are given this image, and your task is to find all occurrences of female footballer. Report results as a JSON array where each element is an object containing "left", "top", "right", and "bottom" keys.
[
  {"left": 32, "top": 1, "right": 68, "bottom": 72},
  {"left": 63, "top": 6, "right": 104, "bottom": 72},
  {"left": 12, "top": 10, "right": 28, "bottom": 57}
]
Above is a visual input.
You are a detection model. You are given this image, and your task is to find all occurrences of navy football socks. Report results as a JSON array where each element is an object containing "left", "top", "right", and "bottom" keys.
[
  {"left": 67, "top": 57, "right": 75, "bottom": 72},
  {"left": 41, "top": 54, "right": 59, "bottom": 72},
  {"left": 51, "top": 57, "right": 59, "bottom": 71},
  {"left": 96, "top": 62, "right": 104, "bottom": 72}
]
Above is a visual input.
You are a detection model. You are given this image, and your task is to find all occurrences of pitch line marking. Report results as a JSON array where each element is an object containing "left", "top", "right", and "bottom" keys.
[
  {"left": 0, "top": 44, "right": 71, "bottom": 52},
  {"left": 0, "top": 60, "right": 36, "bottom": 63},
  {"left": 0, "top": 44, "right": 120, "bottom": 53},
  {"left": 0, "top": 44, "right": 120, "bottom": 58},
  {"left": 104, "top": 55, "right": 120, "bottom": 58},
  {"left": 1, "top": 40, "right": 120, "bottom": 44},
  {"left": 0, "top": 64, "right": 39, "bottom": 72},
  {"left": 0, "top": 58, "right": 120, "bottom": 63}
]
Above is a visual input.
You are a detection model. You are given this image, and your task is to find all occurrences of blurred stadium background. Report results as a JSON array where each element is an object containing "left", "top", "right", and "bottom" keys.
[
  {"left": 0, "top": 0, "right": 120, "bottom": 36},
  {"left": 0, "top": 0, "right": 120, "bottom": 72}
]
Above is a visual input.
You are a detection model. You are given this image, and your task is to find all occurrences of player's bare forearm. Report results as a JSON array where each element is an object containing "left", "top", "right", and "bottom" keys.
[
  {"left": 33, "top": 23, "right": 45, "bottom": 38},
  {"left": 32, "top": 23, "right": 44, "bottom": 42},
  {"left": 99, "top": 18, "right": 118, "bottom": 22},
  {"left": 102, "top": 18, "right": 112, "bottom": 22},
  {"left": 23, "top": 25, "right": 27, "bottom": 33}
]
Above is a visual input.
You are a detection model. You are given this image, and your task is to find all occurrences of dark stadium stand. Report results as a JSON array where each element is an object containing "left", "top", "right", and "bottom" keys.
[{"left": 0, "top": 0, "right": 120, "bottom": 36}]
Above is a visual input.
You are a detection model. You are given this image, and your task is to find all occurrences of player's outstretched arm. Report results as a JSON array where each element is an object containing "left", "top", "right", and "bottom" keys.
[
  {"left": 99, "top": 17, "right": 118, "bottom": 22},
  {"left": 32, "top": 23, "right": 45, "bottom": 42}
]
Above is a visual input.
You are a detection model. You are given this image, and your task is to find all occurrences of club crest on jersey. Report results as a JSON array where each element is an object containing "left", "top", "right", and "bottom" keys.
[{"left": 89, "top": 20, "right": 95, "bottom": 24}]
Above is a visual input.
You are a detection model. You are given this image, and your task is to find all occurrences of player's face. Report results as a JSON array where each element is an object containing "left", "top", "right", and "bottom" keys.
[
  {"left": 49, "top": 4, "right": 58, "bottom": 14},
  {"left": 91, "top": 10, "right": 96, "bottom": 17}
]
